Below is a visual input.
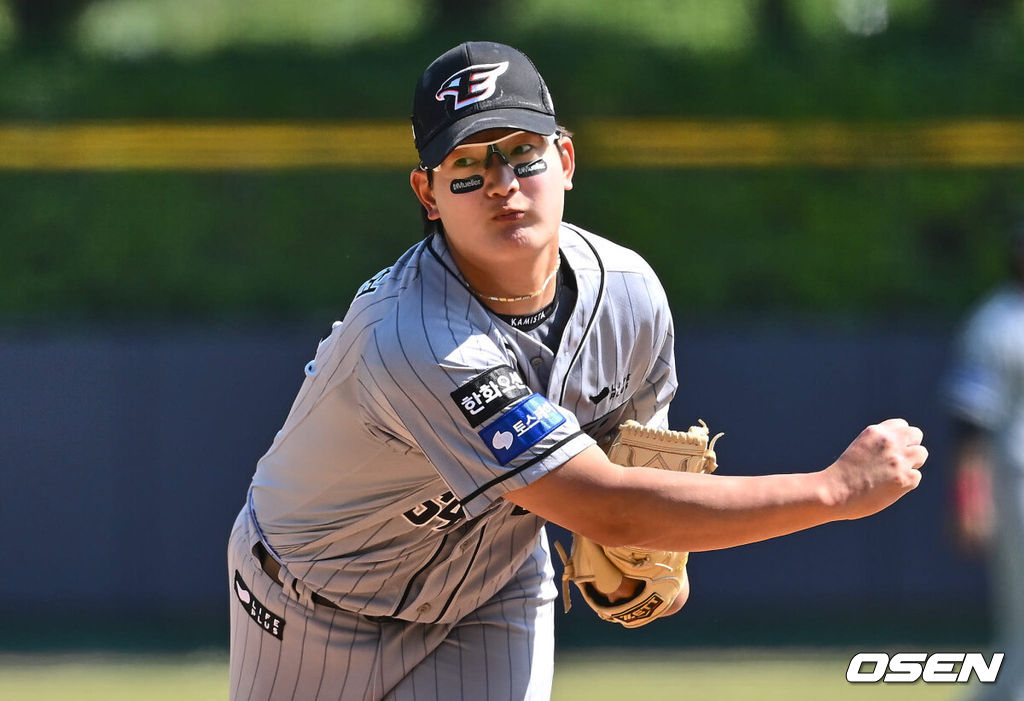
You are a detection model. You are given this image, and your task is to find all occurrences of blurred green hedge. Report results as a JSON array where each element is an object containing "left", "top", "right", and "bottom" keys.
[
  {"left": 3, "top": 18, "right": 1024, "bottom": 322},
  {"left": 3, "top": 168, "right": 1019, "bottom": 323},
  {"left": 5, "top": 27, "right": 1024, "bottom": 121}
]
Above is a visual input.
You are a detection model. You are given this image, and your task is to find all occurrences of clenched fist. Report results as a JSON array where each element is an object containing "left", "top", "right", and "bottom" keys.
[{"left": 824, "top": 418, "right": 928, "bottom": 520}]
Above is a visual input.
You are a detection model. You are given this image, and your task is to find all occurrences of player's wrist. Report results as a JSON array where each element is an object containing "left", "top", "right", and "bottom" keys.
[{"left": 813, "top": 467, "right": 849, "bottom": 514}]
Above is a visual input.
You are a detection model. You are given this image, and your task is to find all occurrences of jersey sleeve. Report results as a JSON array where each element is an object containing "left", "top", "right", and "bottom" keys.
[{"left": 361, "top": 311, "right": 594, "bottom": 519}]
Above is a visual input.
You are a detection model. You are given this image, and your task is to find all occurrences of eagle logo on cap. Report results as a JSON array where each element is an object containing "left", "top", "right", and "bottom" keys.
[{"left": 435, "top": 61, "right": 509, "bottom": 110}]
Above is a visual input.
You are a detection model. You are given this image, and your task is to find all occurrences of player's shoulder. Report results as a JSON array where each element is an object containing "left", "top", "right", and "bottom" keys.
[
  {"left": 356, "top": 235, "right": 505, "bottom": 367},
  {"left": 340, "top": 238, "right": 426, "bottom": 331},
  {"left": 560, "top": 222, "right": 669, "bottom": 315},
  {"left": 560, "top": 222, "right": 660, "bottom": 279}
]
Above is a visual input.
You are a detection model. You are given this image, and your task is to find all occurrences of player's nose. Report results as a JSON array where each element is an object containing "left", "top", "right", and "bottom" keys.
[{"left": 484, "top": 160, "right": 519, "bottom": 197}]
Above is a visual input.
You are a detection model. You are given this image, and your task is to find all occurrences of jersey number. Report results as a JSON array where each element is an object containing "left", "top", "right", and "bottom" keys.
[{"left": 403, "top": 491, "right": 465, "bottom": 531}]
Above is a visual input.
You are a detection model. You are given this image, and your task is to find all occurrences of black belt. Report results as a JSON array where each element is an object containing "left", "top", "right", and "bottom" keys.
[{"left": 253, "top": 541, "right": 342, "bottom": 611}]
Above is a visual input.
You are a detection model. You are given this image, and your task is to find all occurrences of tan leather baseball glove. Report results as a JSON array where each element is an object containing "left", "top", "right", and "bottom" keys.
[{"left": 554, "top": 420, "right": 722, "bottom": 628}]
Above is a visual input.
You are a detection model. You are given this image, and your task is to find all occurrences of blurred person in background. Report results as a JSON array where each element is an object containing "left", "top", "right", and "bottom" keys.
[{"left": 945, "top": 217, "right": 1024, "bottom": 701}]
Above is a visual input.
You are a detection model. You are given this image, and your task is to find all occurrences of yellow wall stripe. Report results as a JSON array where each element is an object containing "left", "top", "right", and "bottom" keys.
[
  {"left": 0, "top": 122, "right": 414, "bottom": 170},
  {"left": 2, "top": 119, "right": 1024, "bottom": 170},
  {"left": 582, "top": 119, "right": 1024, "bottom": 168}
]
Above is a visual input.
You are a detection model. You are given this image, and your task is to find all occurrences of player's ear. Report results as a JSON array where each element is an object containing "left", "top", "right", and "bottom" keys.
[
  {"left": 410, "top": 168, "right": 441, "bottom": 220},
  {"left": 557, "top": 136, "right": 575, "bottom": 191}
]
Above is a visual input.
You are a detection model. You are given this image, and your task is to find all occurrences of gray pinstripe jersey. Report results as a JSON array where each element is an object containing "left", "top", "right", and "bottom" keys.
[{"left": 249, "top": 223, "right": 677, "bottom": 624}]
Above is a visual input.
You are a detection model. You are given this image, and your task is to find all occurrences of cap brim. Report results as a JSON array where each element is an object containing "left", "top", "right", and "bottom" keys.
[{"left": 419, "top": 108, "right": 557, "bottom": 169}]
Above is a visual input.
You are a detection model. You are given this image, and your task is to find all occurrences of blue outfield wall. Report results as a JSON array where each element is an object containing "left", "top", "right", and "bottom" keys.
[{"left": 0, "top": 320, "right": 989, "bottom": 650}]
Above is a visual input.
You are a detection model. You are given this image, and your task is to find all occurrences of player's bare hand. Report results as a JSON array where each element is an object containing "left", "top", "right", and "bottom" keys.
[
  {"left": 822, "top": 418, "right": 928, "bottom": 520},
  {"left": 591, "top": 568, "right": 689, "bottom": 616}
]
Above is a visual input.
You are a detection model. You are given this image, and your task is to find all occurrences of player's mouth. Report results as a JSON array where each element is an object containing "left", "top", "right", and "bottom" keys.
[{"left": 493, "top": 208, "right": 527, "bottom": 222}]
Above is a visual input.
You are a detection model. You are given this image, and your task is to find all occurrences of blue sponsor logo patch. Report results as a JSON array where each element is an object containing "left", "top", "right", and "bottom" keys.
[{"left": 478, "top": 393, "right": 565, "bottom": 466}]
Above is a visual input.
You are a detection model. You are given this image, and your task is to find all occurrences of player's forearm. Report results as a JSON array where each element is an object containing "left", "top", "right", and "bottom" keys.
[
  {"left": 600, "top": 466, "right": 837, "bottom": 552},
  {"left": 510, "top": 418, "right": 925, "bottom": 552},
  {"left": 508, "top": 446, "right": 837, "bottom": 551}
]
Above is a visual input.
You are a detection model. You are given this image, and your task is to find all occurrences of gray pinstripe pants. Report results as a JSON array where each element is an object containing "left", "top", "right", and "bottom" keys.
[{"left": 228, "top": 509, "right": 556, "bottom": 701}]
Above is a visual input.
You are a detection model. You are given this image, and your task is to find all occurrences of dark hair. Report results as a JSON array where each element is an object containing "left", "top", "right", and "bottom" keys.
[{"left": 417, "top": 126, "right": 573, "bottom": 235}]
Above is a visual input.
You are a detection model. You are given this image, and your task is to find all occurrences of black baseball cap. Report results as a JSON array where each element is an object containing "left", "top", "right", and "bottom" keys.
[{"left": 412, "top": 41, "right": 557, "bottom": 169}]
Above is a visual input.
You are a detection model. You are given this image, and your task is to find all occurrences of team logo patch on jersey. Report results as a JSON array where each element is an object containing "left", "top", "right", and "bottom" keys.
[
  {"left": 478, "top": 393, "right": 565, "bottom": 465},
  {"left": 451, "top": 364, "right": 531, "bottom": 427},
  {"left": 234, "top": 570, "right": 284, "bottom": 640},
  {"left": 435, "top": 62, "right": 509, "bottom": 110},
  {"left": 355, "top": 267, "right": 391, "bottom": 298}
]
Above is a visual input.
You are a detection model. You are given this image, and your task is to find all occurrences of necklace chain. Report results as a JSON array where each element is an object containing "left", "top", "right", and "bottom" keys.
[{"left": 467, "top": 259, "right": 560, "bottom": 303}]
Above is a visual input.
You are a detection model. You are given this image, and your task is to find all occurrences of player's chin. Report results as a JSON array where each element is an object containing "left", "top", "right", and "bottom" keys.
[
  {"left": 496, "top": 217, "right": 556, "bottom": 245},
  {"left": 492, "top": 225, "right": 546, "bottom": 252}
]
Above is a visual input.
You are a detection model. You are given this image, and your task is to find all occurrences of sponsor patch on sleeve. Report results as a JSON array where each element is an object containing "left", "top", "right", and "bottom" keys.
[
  {"left": 450, "top": 364, "right": 531, "bottom": 428},
  {"left": 478, "top": 393, "right": 566, "bottom": 466}
]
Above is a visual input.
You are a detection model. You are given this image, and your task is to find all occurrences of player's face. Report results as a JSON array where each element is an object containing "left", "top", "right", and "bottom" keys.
[{"left": 410, "top": 128, "right": 575, "bottom": 266}]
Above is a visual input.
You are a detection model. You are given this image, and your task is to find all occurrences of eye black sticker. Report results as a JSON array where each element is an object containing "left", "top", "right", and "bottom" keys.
[
  {"left": 450, "top": 175, "right": 484, "bottom": 193},
  {"left": 513, "top": 159, "right": 548, "bottom": 178}
]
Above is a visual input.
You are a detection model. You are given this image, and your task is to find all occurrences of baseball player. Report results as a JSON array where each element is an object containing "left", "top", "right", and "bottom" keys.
[
  {"left": 227, "top": 41, "right": 928, "bottom": 700},
  {"left": 945, "top": 220, "right": 1024, "bottom": 701}
]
